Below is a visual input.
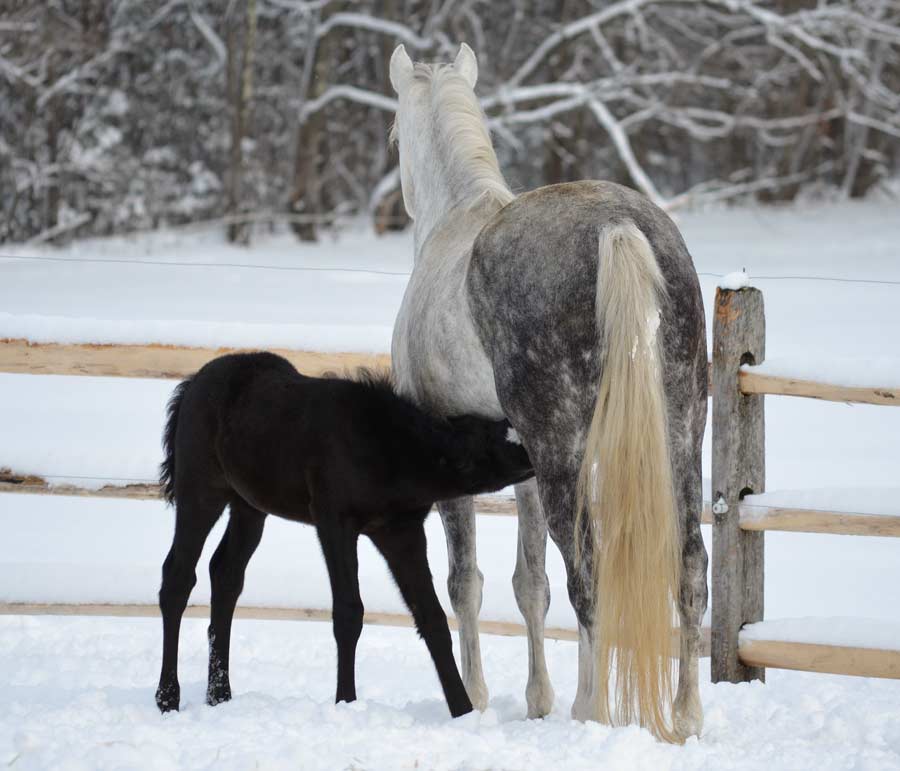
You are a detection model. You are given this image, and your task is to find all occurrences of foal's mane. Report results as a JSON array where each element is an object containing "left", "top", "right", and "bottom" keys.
[
  {"left": 391, "top": 62, "right": 514, "bottom": 211},
  {"left": 336, "top": 366, "right": 463, "bottom": 446},
  {"left": 346, "top": 366, "right": 397, "bottom": 397}
]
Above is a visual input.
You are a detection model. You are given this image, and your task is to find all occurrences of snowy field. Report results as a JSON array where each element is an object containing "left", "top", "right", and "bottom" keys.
[
  {"left": 1, "top": 199, "right": 900, "bottom": 767},
  {"left": 3, "top": 615, "right": 900, "bottom": 771}
]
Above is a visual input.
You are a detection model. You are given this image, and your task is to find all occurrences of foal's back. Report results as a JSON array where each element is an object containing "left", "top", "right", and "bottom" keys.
[{"left": 173, "top": 352, "right": 456, "bottom": 523}]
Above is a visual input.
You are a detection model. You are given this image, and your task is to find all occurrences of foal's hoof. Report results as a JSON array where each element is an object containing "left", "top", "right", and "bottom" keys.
[
  {"left": 156, "top": 683, "right": 180, "bottom": 713},
  {"left": 206, "top": 683, "right": 232, "bottom": 706},
  {"left": 449, "top": 701, "right": 474, "bottom": 719}
]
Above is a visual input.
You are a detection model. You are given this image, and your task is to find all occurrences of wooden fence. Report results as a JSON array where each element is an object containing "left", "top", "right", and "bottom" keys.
[
  {"left": 2, "top": 317, "right": 898, "bottom": 677},
  {"left": 710, "top": 286, "right": 900, "bottom": 683}
]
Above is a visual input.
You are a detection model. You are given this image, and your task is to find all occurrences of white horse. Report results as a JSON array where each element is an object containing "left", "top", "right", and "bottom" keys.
[{"left": 389, "top": 43, "right": 708, "bottom": 743}]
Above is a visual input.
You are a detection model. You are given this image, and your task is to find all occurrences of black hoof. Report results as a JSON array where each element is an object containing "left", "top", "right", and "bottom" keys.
[
  {"left": 449, "top": 694, "right": 474, "bottom": 718},
  {"left": 156, "top": 683, "right": 180, "bottom": 713},
  {"left": 206, "top": 683, "right": 232, "bottom": 706}
]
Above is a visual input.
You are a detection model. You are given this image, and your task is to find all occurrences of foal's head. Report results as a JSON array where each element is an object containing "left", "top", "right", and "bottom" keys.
[{"left": 446, "top": 415, "right": 533, "bottom": 496}]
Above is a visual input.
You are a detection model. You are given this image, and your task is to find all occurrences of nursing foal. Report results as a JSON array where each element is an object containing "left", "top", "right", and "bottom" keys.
[{"left": 155, "top": 352, "right": 532, "bottom": 718}]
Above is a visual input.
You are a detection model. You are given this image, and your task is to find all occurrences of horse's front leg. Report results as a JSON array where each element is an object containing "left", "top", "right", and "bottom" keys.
[
  {"left": 316, "top": 521, "right": 363, "bottom": 704},
  {"left": 437, "top": 496, "right": 488, "bottom": 710},
  {"left": 512, "top": 479, "right": 555, "bottom": 718}
]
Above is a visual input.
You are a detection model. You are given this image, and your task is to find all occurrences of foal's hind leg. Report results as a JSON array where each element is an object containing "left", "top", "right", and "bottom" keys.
[
  {"left": 157, "top": 490, "right": 227, "bottom": 712},
  {"left": 512, "top": 479, "right": 555, "bottom": 718},
  {"left": 438, "top": 496, "right": 488, "bottom": 710},
  {"left": 316, "top": 521, "right": 363, "bottom": 704},
  {"left": 369, "top": 517, "right": 473, "bottom": 718},
  {"left": 206, "top": 498, "right": 266, "bottom": 706}
]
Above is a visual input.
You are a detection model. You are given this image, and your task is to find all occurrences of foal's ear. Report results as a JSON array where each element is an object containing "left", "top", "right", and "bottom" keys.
[
  {"left": 454, "top": 43, "right": 478, "bottom": 89},
  {"left": 390, "top": 44, "right": 414, "bottom": 93}
]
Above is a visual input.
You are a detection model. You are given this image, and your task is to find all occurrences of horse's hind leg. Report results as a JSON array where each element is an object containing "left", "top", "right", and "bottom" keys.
[
  {"left": 672, "top": 435, "right": 707, "bottom": 740},
  {"left": 369, "top": 517, "right": 472, "bottom": 718},
  {"left": 157, "top": 489, "right": 227, "bottom": 712},
  {"left": 438, "top": 496, "right": 488, "bottom": 710},
  {"left": 512, "top": 479, "right": 555, "bottom": 718},
  {"left": 206, "top": 497, "right": 266, "bottom": 706},
  {"left": 532, "top": 467, "right": 597, "bottom": 721}
]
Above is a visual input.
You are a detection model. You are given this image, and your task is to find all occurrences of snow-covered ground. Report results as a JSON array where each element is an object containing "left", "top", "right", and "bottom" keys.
[
  {"left": 2, "top": 615, "right": 899, "bottom": 771},
  {"left": 1, "top": 200, "right": 899, "bottom": 767}
]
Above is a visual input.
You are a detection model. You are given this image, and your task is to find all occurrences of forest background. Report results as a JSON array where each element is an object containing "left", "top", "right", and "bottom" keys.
[{"left": 2, "top": 0, "right": 899, "bottom": 245}]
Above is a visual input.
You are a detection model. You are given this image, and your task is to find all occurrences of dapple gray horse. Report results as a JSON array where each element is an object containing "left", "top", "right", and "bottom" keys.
[{"left": 389, "top": 43, "right": 707, "bottom": 742}]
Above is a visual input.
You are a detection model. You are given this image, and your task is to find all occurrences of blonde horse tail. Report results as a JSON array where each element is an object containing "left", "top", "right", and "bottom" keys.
[{"left": 575, "top": 220, "right": 680, "bottom": 742}]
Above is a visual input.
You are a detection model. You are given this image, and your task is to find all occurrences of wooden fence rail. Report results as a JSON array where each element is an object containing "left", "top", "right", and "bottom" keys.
[
  {"left": 0, "top": 602, "right": 712, "bottom": 658},
  {"left": 0, "top": 338, "right": 390, "bottom": 380},
  {"left": 740, "top": 369, "right": 899, "bottom": 406}
]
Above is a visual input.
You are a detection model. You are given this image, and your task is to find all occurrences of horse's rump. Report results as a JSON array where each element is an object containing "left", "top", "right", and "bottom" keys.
[{"left": 466, "top": 180, "right": 705, "bottom": 740}]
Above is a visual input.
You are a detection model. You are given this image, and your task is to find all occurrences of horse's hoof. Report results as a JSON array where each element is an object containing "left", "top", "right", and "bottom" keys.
[
  {"left": 525, "top": 679, "right": 555, "bottom": 719},
  {"left": 672, "top": 694, "right": 703, "bottom": 742},
  {"left": 156, "top": 684, "right": 180, "bottom": 713},
  {"left": 464, "top": 679, "right": 489, "bottom": 712}
]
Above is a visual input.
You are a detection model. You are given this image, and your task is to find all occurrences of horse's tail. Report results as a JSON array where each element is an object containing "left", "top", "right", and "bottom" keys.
[
  {"left": 576, "top": 220, "right": 680, "bottom": 742},
  {"left": 159, "top": 378, "right": 193, "bottom": 506}
]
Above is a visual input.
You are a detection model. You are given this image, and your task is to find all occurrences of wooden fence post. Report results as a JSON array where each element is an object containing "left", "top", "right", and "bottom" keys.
[{"left": 711, "top": 286, "right": 766, "bottom": 683}]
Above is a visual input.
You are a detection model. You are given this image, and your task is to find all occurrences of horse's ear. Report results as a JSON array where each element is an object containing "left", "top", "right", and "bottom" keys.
[
  {"left": 390, "top": 44, "right": 414, "bottom": 93},
  {"left": 454, "top": 43, "right": 478, "bottom": 88}
]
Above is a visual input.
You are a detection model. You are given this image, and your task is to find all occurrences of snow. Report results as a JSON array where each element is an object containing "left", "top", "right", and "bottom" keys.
[
  {"left": 742, "top": 617, "right": 900, "bottom": 651},
  {"left": 0, "top": 374, "right": 170, "bottom": 489},
  {"left": 2, "top": 615, "right": 899, "bottom": 770},
  {"left": 1, "top": 199, "right": 900, "bottom": 765},
  {"left": 0, "top": 226, "right": 410, "bottom": 351},
  {"left": 0, "top": 493, "right": 577, "bottom": 630},
  {"left": 717, "top": 269, "right": 751, "bottom": 290}
]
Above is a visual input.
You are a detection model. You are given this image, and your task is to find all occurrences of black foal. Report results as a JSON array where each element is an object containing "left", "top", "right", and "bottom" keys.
[{"left": 155, "top": 351, "right": 532, "bottom": 718}]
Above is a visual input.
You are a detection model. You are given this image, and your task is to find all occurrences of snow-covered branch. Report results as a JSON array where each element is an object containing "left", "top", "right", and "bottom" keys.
[
  {"left": 298, "top": 85, "right": 398, "bottom": 123},
  {"left": 587, "top": 98, "right": 666, "bottom": 208},
  {"left": 315, "top": 12, "right": 431, "bottom": 49}
]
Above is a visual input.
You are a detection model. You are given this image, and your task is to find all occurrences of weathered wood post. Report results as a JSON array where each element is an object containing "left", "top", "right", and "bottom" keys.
[{"left": 711, "top": 286, "right": 766, "bottom": 683}]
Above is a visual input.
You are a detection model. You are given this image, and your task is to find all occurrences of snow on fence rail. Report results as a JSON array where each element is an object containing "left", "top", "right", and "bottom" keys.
[{"left": 711, "top": 285, "right": 900, "bottom": 686}]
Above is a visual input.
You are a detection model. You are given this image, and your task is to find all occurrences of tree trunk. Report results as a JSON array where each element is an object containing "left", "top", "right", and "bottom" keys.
[{"left": 226, "top": 0, "right": 257, "bottom": 245}]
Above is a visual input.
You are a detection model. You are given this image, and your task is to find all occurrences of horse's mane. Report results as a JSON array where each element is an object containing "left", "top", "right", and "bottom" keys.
[{"left": 392, "top": 62, "right": 514, "bottom": 211}]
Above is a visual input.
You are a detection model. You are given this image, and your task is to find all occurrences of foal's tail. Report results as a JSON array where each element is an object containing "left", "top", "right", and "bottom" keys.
[
  {"left": 159, "top": 378, "right": 193, "bottom": 506},
  {"left": 576, "top": 220, "right": 680, "bottom": 742}
]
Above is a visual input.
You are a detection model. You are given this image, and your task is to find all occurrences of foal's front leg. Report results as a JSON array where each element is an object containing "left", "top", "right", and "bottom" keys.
[
  {"left": 316, "top": 522, "right": 363, "bottom": 704},
  {"left": 370, "top": 517, "right": 473, "bottom": 718},
  {"left": 437, "top": 496, "right": 488, "bottom": 710}
]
